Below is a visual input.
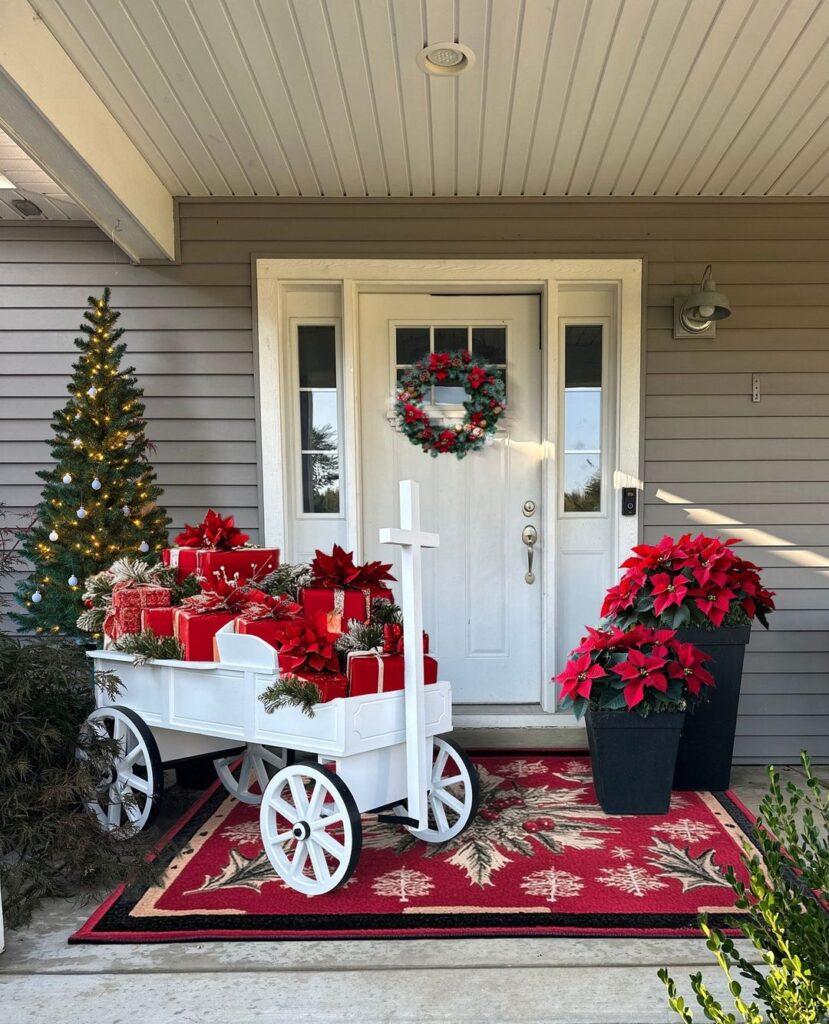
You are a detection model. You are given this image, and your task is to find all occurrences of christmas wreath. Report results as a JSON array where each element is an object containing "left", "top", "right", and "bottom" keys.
[{"left": 394, "top": 350, "right": 506, "bottom": 459}]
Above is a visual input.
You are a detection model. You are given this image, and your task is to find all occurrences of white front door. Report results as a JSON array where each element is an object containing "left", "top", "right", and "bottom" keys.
[{"left": 358, "top": 293, "right": 542, "bottom": 704}]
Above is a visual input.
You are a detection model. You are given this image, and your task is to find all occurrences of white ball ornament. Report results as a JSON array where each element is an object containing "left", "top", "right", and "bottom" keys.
[
  {"left": 87, "top": 386, "right": 98, "bottom": 398},
  {"left": 138, "top": 540, "right": 150, "bottom": 554},
  {"left": 48, "top": 530, "right": 58, "bottom": 542},
  {"left": 31, "top": 590, "right": 42, "bottom": 604},
  {"left": 68, "top": 575, "right": 78, "bottom": 587},
  {"left": 122, "top": 505, "right": 131, "bottom": 516},
  {"left": 62, "top": 473, "right": 72, "bottom": 485},
  {"left": 92, "top": 477, "right": 102, "bottom": 491},
  {"left": 76, "top": 506, "right": 87, "bottom": 519}
]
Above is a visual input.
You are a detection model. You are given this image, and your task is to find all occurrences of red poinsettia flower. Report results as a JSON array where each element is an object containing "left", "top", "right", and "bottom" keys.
[
  {"left": 404, "top": 402, "right": 428, "bottom": 424},
  {"left": 310, "top": 544, "right": 395, "bottom": 590},
  {"left": 612, "top": 648, "right": 669, "bottom": 709},
  {"left": 271, "top": 616, "right": 338, "bottom": 674},
  {"left": 467, "top": 365, "right": 488, "bottom": 390},
  {"left": 622, "top": 535, "right": 689, "bottom": 573},
  {"left": 600, "top": 574, "right": 640, "bottom": 618},
  {"left": 239, "top": 592, "right": 301, "bottom": 622},
  {"left": 556, "top": 653, "right": 607, "bottom": 704},
  {"left": 689, "top": 585, "right": 736, "bottom": 628},
  {"left": 433, "top": 429, "right": 458, "bottom": 453},
  {"left": 175, "top": 509, "right": 249, "bottom": 551},
  {"left": 668, "top": 640, "right": 714, "bottom": 697},
  {"left": 427, "top": 351, "right": 452, "bottom": 380},
  {"left": 649, "top": 572, "right": 689, "bottom": 616}
]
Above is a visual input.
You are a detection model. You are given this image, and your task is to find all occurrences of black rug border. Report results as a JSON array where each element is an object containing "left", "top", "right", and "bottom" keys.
[{"left": 71, "top": 753, "right": 756, "bottom": 944}]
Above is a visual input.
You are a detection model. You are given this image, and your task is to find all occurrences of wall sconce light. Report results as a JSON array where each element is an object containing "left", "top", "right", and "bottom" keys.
[{"left": 673, "top": 264, "right": 732, "bottom": 339}]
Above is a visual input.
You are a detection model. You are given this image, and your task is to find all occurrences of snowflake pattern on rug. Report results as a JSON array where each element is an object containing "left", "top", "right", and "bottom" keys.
[{"left": 651, "top": 818, "right": 717, "bottom": 844}]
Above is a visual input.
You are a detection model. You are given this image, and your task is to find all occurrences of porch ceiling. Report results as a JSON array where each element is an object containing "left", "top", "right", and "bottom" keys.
[
  {"left": 17, "top": 0, "right": 829, "bottom": 202},
  {"left": 0, "top": 129, "right": 90, "bottom": 220}
]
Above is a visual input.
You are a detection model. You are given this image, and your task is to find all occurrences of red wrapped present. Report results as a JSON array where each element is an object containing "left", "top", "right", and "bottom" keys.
[
  {"left": 304, "top": 544, "right": 395, "bottom": 633},
  {"left": 162, "top": 546, "right": 279, "bottom": 585},
  {"left": 271, "top": 616, "right": 340, "bottom": 675},
  {"left": 300, "top": 585, "right": 392, "bottom": 634},
  {"left": 104, "top": 583, "right": 171, "bottom": 641},
  {"left": 173, "top": 607, "right": 235, "bottom": 661},
  {"left": 347, "top": 651, "right": 438, "bottom": 697},
  {"left": 141, "top": 606, "right": 175, "bottom": 637},
  {"left": 293, "top": 670, "right": 348, "bottom": 704},
  {"left": 382, "top": 623, "right": 429, "bottom": 654}
]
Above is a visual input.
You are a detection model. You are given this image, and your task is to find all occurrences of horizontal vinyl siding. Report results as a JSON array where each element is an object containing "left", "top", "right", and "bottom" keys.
[{"left": 2, "top": 197, "right": 828, "bottom": 763}]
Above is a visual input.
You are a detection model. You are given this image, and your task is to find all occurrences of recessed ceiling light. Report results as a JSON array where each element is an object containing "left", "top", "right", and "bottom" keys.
[
  {"left": 416, "top": 42, "right": 476, "bottom": 77},
  {"left": 12, "top": 198, "right": 43, "bottom": 217}
]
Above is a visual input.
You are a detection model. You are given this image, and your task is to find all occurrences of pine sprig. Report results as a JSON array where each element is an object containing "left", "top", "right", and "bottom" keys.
[
  {"left": 370, "top": 597, "right": 403, "bottom": 626},
  {"left": 335, "top": 618, "right": 384, "bottom": 654},
  {"left": 260, "top": 562, "right": 313, "bottom": 601},
  {"left": 114, "top": 630, "right": 183, "bottom": 666},
  {"left": 259, "top": 674, "right": 322, "bottom": 718}
]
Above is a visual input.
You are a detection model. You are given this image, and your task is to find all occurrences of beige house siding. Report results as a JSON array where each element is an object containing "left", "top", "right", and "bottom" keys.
[{"left": 1, "top": 198, "right": 827, "bottom": 762}]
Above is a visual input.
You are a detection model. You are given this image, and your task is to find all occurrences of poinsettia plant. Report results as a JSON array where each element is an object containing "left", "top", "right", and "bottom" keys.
[
  {"left": 556, "top": 625, "right": 714, "bottom": 718},
  {"left": 269, "top": 615, "right": 339, "bottom": 674},
  {"left": 310, "top": 544, "right": 395, "bottom": 591},
  {"left": 601, "top": 533, "right": 775, "bottom": 631},
  {"left": 174, "top": 509, "right": 249, "bottom": 551}
]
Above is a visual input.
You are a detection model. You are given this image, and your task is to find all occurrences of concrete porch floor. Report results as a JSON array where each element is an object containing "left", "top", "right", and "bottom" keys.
[{"left": 0, "top": 756, "right": 818, "bottom": 1024}]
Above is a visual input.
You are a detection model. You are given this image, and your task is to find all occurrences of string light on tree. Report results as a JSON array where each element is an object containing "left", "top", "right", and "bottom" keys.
[{"left": 12, "top": 288, "right": 171, "bottom": 637}]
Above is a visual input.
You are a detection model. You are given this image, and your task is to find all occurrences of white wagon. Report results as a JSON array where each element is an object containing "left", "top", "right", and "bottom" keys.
[{"left": 84, "top": 482, "right": 479, "bottom": 895}]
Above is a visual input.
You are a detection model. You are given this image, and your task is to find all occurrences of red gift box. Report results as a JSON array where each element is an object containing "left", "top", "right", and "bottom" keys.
[
  {"left": 235, "top": 617, "right": 283, "bottom": 649},
  {"left": 162, "top": 546, "right": 280, "bottom": 585},
  {"left": 173, "top": 607, "right": 235, "bottom": 661},
  {"left": 292, "top": 670, "right": 348, "bottom": 704},
  {"left": 141, "top": 606, "right": 175, "bottom": 637},
  {"left": 300, "top": 585, "right": 392, "bottom": 635},
  {"left": 105, "top": 584, "right": 171, "bottom": 641},
  {"left": 346, "top": 651, "right": 438, "bottom": 697}
]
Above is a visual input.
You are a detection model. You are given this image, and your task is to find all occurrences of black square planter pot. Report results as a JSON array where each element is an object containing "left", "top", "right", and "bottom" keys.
[
  {"left": 586, "top": 709, "right": 685, "bottom": 815},
  {"left": 673, "top": 625, "right": 751, "bottom": 792}
]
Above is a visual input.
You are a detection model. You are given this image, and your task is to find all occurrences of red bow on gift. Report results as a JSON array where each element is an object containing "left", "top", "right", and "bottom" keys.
[
  {"left": 182, "top": 578, "right": 259, "bottom": 614},
  {"left": 174, "top": 509, "right": 250, "bottom": 551},
  {"left": 310, "top": 544, "right": 395, "bottom": 590},
  {"left": 239, "top": 593, "right": 301, "bottom": 622},
  {"left": 270, "top": 616, "right": 338, "bottom": 674}
]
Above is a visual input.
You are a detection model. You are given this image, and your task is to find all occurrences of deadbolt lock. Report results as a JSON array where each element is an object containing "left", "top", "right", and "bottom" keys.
[{"left": 522, "top": 499, "right": 536, "bottom": 517}]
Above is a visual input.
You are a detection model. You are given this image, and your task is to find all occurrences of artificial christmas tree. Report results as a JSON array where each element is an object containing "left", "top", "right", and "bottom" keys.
[{"left": 13, "top": 289, "right": 170, "bottom": 638}]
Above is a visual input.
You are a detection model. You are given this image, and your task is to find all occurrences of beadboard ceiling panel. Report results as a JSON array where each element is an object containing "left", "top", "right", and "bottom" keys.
[
  {"left": 0, "top": 130, "right": 90, "bottom": 220},
  {"left": 23, "top": 0, "right": 829, "bottom": 198}
]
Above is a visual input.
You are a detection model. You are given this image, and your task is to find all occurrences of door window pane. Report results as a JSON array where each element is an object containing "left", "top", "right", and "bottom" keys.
[
  {"left": 298, "top": 324, "right": 340, "bottom": 514},
  {"left": 298, "top": 325, "right": 336, "bottom": 387},
  {"left": 472, "top": 327, "right": 506, "bottom": 363},
  {"left": 300, "top": 391, "right": 338, "bottom": 450},
  {"left": 396, "top": 326, "right": 429, "bottom": 364},
  {"left": 563, "top": 324, "right": 602, "bottom": 513},
  {"left": 434, "top": 326, "right": 467, "bottom": 352}
]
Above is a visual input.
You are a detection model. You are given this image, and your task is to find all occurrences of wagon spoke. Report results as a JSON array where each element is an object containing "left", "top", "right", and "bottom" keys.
[
  {"left": 307, "top": 840, "right": 330, "bottom": 883},
  {"left": 439, "top": 774, "right": 465, "bottom": 788},
  {"left": 123, "top": 797, "right": 143, "bottom": 824},
  {"left": 313, "top": 830, "right": 346, "bottom": 863},
  {"left": 107, "top": 792, "right": 122, "bottom": 828},
  {"left": 118, "top": 771, "right": 149, "bottom": 794},
  {"left": 431, "top": 746, "right": 449, "bottom": 784},
  {"left": 430, "top": 793, "right": 450, "bottom": 834},
  {"left": 433, "top": 787, "right": 464, "bottom": 816},
  {"left": 288, "top": 775, "right": 309, "bottom": 816},
  {"left": 252, "top": 755, "right": 271, "bottom": 795},
  {"left": 306, "top": 781, "right": 325, "bottom": 821},
  {"left": 290, "top": 840, "right": 308, "bottom": 878},
  {"left": 270, "top": 795, "right": 299, "bottom": 825},
  {"left": 313, "top": 812, "right": 343, "bottom": 829},
  {"left": 121, "top": 744, "right": 144, "bottom": 770}
]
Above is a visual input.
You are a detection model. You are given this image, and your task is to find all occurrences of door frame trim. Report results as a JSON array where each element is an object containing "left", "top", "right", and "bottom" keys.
[{"left": 255, "top": 258, "right": 643, "bottom": 718}]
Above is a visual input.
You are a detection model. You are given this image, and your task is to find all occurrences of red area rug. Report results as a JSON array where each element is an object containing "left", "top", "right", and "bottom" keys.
[{"left": 71, "top": 752, "right": 757, "bottom": 943}]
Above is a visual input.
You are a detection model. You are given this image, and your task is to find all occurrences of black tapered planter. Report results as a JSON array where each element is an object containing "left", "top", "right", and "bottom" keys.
[
  {"left": 586, "top": 709, "right": 685, "bottom": 815},
  {"left": 673, "top": 625, "right": 751, "bottom": 791}
]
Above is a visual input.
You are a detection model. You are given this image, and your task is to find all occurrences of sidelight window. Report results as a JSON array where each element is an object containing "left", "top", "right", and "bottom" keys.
[
  {"left": 297, "top": 324, "right": 340, "bottom": 514},
  {"left": 563, "top": 324, "right": 603, "bottom": 513}
]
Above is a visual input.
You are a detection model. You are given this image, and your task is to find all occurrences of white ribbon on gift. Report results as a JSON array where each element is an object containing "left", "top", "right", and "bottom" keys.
[{"left": 346, "top": 648, "right": 386, "bottom": 691}]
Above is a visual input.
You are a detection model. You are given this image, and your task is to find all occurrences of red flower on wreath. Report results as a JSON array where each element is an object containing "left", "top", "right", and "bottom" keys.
[
  {"left": 428, "top": 352, "right": 452, "bottom": 380},
  {"left": 467, "top": 365, "right": 488, "bottom": 390}
]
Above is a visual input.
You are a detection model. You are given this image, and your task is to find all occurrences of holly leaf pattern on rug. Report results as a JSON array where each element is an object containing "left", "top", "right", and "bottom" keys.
[
  {"left": 645, "top": 837, "right": 730, "bottom": 892},
  {"left": 185, "top": 847, "right": 275, "bottom": 895},
  {"left": 363, "top": 762, "right": 620, "bottom": 888}
]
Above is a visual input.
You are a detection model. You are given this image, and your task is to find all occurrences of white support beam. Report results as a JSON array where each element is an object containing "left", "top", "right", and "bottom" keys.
[{"left": 0, "top": 0, "right": 175, "bottom": 262}]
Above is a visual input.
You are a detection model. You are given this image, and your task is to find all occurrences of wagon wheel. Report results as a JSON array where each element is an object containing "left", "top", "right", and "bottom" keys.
[
  {"left": 259, "top": 763, "right": 362, "bottom": 896},
  {"left": 81, "top": 706, "right": 163, "bottom": 833},
  {"left": 406, "top": 736, "right": 479, "bottom": 843},
  {"left": 213, "top": 744, "right": 286, "bottom": 805}
]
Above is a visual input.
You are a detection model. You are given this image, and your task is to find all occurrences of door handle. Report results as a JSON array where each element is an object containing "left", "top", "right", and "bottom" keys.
[{"left": 522, "top": 525, "right": 537, "bottom": 584}]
